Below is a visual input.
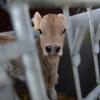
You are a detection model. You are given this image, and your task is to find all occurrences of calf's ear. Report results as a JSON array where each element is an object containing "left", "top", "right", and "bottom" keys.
[
  {"left": 58, "top": 14, "right": 65, "bottom": 21},
  {"left": 32, "top": 12, "right": 41, "bottom": 30},
  {"left": 58, "top": 14, "right": 67, "bottom": 29}
]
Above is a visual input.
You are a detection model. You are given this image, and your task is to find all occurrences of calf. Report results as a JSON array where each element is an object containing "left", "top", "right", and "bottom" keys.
[
  {"left": 32, "top": 12, "right": 66, "bottom": 100},
  {"left": 0, "top": 12, "right": 66, "bottom": 100}
]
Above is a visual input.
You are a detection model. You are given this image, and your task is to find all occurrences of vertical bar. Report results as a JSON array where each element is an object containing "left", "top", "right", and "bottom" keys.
[
  {"left": 72, "top": 24, "right": 87, "bottom": 54},
  {"left": 95, "top": 24, "right": 100, "bottom": 44},
  {"left": 72, "top": 65, "right": 82, "bottom": 100},
  {"left": 63, "top": 7, "right": 73, "bottom": 52},
  {"left": 0, "top": 62, "right": 19, "bottom": 100},
  {"left": 63, "top": 7, "right": 82, "bottom": 100},
  {"left": 9, "top": 3, "right": 48, "bottom": 100},
  {"left": 87, "top": 7, "right": 100, "bottom": 84}
]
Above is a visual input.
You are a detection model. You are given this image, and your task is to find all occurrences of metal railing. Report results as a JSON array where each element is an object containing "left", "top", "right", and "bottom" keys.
[
  {"left": 63, "top": 7, "right": 100, "bottom": 100},
  {"left": 0, "top": 0, "right": 100, "bottom": 100}
]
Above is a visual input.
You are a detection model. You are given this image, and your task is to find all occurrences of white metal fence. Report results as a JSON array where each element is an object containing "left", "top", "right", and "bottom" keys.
[{"left": 0, "top": 0, "right": 100, "bottom": 100}]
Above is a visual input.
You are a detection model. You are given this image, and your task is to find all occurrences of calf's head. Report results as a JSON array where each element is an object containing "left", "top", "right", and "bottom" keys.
[{"left": 32, "top": 12, "right": 66, "bottom": 62}]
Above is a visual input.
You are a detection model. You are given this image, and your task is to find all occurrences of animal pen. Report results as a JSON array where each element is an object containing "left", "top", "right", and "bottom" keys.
[{"left": 0, "top": 0, "right": 100, "bottom": 100}]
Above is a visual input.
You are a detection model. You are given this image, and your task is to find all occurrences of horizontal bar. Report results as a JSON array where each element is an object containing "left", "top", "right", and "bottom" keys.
[
  {"left": 84, "top": 85, "right": 100, "bottom": 100},
  {"left": 0, "top": 31, "right": 16, "bottom": 36},
  {"left": 0, "top": 28, "right": 39, "bottom": 38},
  {"left": 6, "top": 0, "right": 100, "bottom": 8},
  {"left": 0, "top": 41, "right": 34, "bottom": 61}
]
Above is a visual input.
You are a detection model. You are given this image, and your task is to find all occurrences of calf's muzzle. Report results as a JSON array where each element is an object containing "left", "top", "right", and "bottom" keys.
[{"left": 45, "top": 45, "right": 61, "bottom": 56}]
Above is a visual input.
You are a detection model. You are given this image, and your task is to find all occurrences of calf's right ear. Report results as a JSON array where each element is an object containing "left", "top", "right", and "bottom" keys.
[{"left": 32, "top": 12, "right": 42, "bottom": 30}]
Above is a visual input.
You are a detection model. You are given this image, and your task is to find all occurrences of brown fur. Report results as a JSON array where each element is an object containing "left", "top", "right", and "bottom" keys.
[{"left": 0, "top": 35, "right": 15, "bottom": 43}]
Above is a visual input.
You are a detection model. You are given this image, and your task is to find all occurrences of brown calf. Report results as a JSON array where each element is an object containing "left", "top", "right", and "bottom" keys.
[{"left": 32, "top": 12, "right": 66, "bottom": 100}]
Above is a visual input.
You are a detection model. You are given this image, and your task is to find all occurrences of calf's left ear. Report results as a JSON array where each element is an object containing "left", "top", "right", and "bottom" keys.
[
  {"left": 58, "top": 14, "right": 65, "bottom": 20},
  {"left": 32, "top": 12, "right": 42, "bottom": 30},
  {"left": 58, "top": 14, "right": 67, "bottom": 28}
]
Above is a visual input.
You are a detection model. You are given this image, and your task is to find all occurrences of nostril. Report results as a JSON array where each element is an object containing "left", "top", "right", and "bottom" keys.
[
  {"left": 45, "top": 46, "right": 51, "bottom": 53},
  {"left": 55, "top": 46, "right": 61, "bottom": 53}
]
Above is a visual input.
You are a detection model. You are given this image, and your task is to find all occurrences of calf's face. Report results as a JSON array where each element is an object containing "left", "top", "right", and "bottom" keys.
[{"left": 32, "top": 12, "right": 66, "bottom": 62}]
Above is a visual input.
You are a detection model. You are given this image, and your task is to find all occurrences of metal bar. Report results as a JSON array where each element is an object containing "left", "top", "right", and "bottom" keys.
[
  {"left": 5, "top": 0, "right": 100, "bottom": 8},
  {"left": 93, "top": 23, "right": 100, "bottom": 54},
  {"left": 63, "top": 7, "right": 73, "bottom": 52},
  {"left": 95, "top": 23, "right": 100, "bottom": 43},
  {"left": 0, "top": 63, "right": 20, "bottom": 100},
  {"left": 87, "top": 7, "right": 100, "bottom": 84},
  {"left": 0, "top": 41, "right": 34, "bottom": 61},
  {"left": 0, "top": 28, "right": 39, "bottom": 38},
  {"left": 72, "top": 24, "right": 87, "bottom": 55},
  {"left": 94, "top": 23, "right": 100, "bottom": 54},
  {"left": 63, "top": 7, "right": 82, "bottom": 100},
  {"left": 84, "top": 85, "right": 100, "bottom": 100},
  {"left": 72, "top": 65, "right": 82, "bottom": 100},
  {"left": 0, "top": 31, "right": 16, "bottom": 36},
  {"left": 9, "top": 3, "right": 48, "bottom": 100}
]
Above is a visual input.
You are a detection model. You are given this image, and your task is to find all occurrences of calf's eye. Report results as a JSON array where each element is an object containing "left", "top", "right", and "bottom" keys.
[
  {"left": 37, "top": 29, "right": 42, "bottom": 34},
  {"left": 62, "top": 28, "right": 66, "bottom": 35}
]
